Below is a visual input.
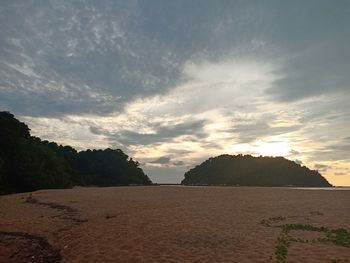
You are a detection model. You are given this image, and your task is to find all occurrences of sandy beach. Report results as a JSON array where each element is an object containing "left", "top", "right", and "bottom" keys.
[{"left": 1, "top": 186, "right": 350, "bottom": 262}]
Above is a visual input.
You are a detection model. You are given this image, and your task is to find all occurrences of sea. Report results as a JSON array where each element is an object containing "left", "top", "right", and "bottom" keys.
[{"left": 292, "top": 187, "right": 350, "bottom": 190}]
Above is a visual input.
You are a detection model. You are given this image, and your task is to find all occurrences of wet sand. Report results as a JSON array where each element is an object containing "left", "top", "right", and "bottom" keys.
[{"left": 1, "top": 186, "right": 350, "bottom": 262}]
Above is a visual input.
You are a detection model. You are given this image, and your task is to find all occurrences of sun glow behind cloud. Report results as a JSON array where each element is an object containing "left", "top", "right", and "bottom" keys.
[
  {"left": 230, "top": 139, "right": 291, "bottom": 158},
  {"left": 255, "top": 140, "right": 290, "bottom": 157}
]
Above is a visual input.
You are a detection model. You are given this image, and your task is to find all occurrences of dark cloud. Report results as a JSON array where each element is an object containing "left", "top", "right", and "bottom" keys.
[
  {"left": 173, "top": 161, "right": 185, "bottom": 166},
  {"left": 148, "top": 156, "right": 185, "bottom": 167},
  {"left": 0, "top": 0, "right": 181, "bottom": 116},
  {"left": 118, "top": 120, "right": 206, "bottom": 146},
  {"left": 266, "top": 46, "right": 350, "bottom": 102},
  {"left": 150, "top": 156, "right": 171, "bottom": 165},
  {"left": 314, "top": 164, "right": 329, "bottom": 172},
  {"left": 264, "top": 1, "right": 350, "bottom": 102},
  {"left": 89, "top": 119, "right": 206, "bottom": 146}
]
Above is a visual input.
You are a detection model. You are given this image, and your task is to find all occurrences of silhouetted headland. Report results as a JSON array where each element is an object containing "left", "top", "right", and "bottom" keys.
[
  {"left": 0, "top": 111, "right": 152, "bottom": 194},
  {"left": 181, "top": 154, "right": 332, "bottom": 187}
]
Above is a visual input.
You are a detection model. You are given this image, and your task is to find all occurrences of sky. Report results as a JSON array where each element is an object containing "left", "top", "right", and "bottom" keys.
[{"left": 1, "top": 0, "right": 350, "bottom": 185}]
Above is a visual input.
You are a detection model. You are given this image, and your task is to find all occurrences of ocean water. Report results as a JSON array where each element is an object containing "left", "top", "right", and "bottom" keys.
[
  {"left": 292, "top": 187, "right": 350, "bottom": 190},
  {"left": 160, "top": 185, "right": 350, "bottom": 190}
]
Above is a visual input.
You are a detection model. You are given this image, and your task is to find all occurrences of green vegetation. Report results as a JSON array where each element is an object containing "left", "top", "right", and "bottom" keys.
[
  {"left": 326, "top": 228, "right": 350, "bottom": 247},
  {"left": 181, "top": 154, "right": 331, "bottom": 187},
  {"left": 275, "top": 234, "right": 289, "bottom": 263},
  {"left": 261, "top": 217, "right": 350, "bottom": 263},
  {"left": 0, "top": 111, "right": 151, "bottom": 194}
]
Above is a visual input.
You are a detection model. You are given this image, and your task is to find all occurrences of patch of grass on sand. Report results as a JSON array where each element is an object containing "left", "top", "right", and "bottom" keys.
[
  {"left": 275, "top": 233, "right": 289, "bottom": 263},
  {"left": 261, "top": 217, "right": 350, "bottom": 263},
  {"left": 326, "top": 228, "right": 350, "bottom": 247},
  {"left": 283, "top": 223, "right": 327, "bottom": 232}
]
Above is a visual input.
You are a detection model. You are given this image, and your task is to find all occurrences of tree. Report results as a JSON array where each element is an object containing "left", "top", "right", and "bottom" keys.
[{"left": 73, "top": 149, "right": 151, "bottom": 186}]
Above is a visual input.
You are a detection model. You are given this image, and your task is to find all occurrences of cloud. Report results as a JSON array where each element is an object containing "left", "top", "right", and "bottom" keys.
[
  {"left": 328, "top": 137, "right": 350, "bottom": 153},
  {"left": 314, "top": 164, "right": 330, "bottom": 172},
  {"left": 289, "top": 150, "right": 300, "bottom": 155},
  {"left": 308, "top": 137, "right": 350, "bottom": 162},
  {"left": 262, "top": 1, "right": 350, "bottom": 102},
  {"left": 0, "top": 1, "right": 182, "bottom": 116},
  {"left": 335, "top": 172, "right": 346, "bottom": 176},
  {"left": 0, "top": 1, "right": 279, "bottom": 118},
  {"left": 231, "top": 117, "right": 301, "bottom": 143},
  {"left": 150, "top": 156, "right": 171, "bottom": 165},
  {"left": 2, "top": 1, "right": 350, "bottom": 118},
  {"left": 266, "top": 49, "right": 350, "bottom": 102},
  {"left": 120, "top": 120, "right": 206, "bottom": 145},
  {"left": 147, "top": 156, "right": 185, "bottom": 167},
  {"left": 173, "top": 160, "right": 185, "bottom": 166}
]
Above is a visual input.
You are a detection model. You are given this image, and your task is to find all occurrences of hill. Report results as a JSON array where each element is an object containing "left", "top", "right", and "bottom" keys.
[
  {"left": 181, "top": 154, "right": 331, "bottom": 187},
  {"left": 0, "top": 111, "right": 151, "bottom": 194}
]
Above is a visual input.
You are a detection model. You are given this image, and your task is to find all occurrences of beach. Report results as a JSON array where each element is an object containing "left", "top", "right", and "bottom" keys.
[{"left": 1, "top": 186, "right": 350, "bottom": 262}]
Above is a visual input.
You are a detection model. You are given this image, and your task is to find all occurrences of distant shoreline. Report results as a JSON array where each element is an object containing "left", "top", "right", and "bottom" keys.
[
  {"left": 3, "top": 184, "right": 350, "bottom": 196},
  {"left": 154, "top": 184, "right": 350, "bottom": 190}
]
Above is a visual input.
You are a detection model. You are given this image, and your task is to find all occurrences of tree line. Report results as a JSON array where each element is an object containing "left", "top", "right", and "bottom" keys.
[{"left": 0, "top": 111, "right": 151, "bottom": 194}]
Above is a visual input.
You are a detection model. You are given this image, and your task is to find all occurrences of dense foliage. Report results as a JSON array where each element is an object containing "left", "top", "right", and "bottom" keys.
[
  {"left": 181, "top": 154, "right": 332, "bottom": 187},
  {"left": 72, "top": 149, "right": 151, "bottom": 186},
  {"left": 0, "top": 111, "right": 151, "bottom": 194}
]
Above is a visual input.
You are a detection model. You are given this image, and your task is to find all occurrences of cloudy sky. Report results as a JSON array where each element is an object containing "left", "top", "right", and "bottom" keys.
[{"left": 1, "top": 0, "right": 350, "bottom": 185}]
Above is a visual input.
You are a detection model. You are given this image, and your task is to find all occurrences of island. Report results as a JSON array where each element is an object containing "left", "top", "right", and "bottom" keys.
[{"left": 181, "top": 154, "right": 332, "bottom": 187}]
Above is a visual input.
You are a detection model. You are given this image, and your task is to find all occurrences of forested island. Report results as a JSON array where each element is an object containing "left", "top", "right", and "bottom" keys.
[
  {"left": 181, "top": 154, "right": 332, "bottom": 187},
  {"left": 0, "top": 111, "right": 152, "bottom": 194}
]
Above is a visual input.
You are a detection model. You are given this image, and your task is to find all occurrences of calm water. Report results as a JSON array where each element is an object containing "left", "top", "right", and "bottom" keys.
[
  {"left": 160, "top": 185, "right": 350, "bottom": 190},
  {"left": 292, "top": 187, "right": 350, "bottom": 190}
]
